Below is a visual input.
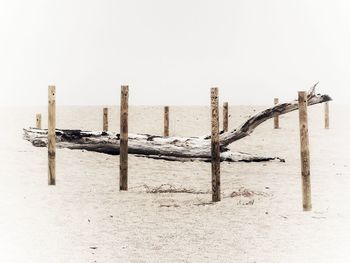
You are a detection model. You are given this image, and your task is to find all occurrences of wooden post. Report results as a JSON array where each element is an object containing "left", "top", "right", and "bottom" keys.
[
  {"left": 120, "top": 85, "right": 129, "bottom": 191},
  {"left": 48, "top": 86, "right": 56, "bottom": 185},
  {"left": 298, "top": 91, "right": 312, "bottom": 211},
  {"left": 103, "top": 107, "right": 108, "bottom": 132},
  {"left": 211, "top": 87, "right": 221, "bottom": 202},
  {"left": 274, "top": 98, "right": 279, "bottom": 129},
  {"left": 164, "top": 106, "right": 169, "bottom": 137},
  {"left": 36, "top": 114, "right": 42, "bottom": 129},
  {"left": 324, "top": 102, "right": 329, "bottom": 129},
  {"left": 223, "top": 102, "right": 228, "bottom": 132}
]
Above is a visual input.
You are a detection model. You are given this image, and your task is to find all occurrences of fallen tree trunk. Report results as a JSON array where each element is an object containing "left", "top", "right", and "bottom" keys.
[
  {"left": 23, "top": 84, "right": 331, "bottom": 162},
  {"left": 23, "top": 128, "right": 282, "bottom": 162}
]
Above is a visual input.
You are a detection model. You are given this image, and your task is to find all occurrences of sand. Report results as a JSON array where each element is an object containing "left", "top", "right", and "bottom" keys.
[{"left": 0, "top": 104, "right": 349, "bottom": 263}]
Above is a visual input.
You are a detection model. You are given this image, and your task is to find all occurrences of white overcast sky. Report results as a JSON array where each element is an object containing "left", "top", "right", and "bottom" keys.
[{"left": 0, "top": 0, "right": 349, "bottom": 105}]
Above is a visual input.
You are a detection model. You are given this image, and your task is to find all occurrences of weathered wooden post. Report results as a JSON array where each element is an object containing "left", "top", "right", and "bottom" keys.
[
  {"left": 324, "top": 102, "right": 329, "bottom": 129},
  {"left": 211, "top": 87, "right": 221, "bottom": 202},
  {"left": 164, "top": 106, "right": 169, "bottom": 137},
  {"left": 223, "top": 102, "right": 228, "bottom": 132},
  {"left": 274, "top": 98, "right": 279, "bottom": 129},
  {"left": 103, "top": 107, "right": 109, "bottom": 132},
  {"left": 120, "top": 85, "right": 129, "bottom": 191},
  {"left": 36, "top": 114, "right": 42, "bottom": 129},
  {"left": 298, "top": 91, "right": 312, "bottom": 211},
  {"left": 48, "top": 86, "right": 56, "bottom": 185}
]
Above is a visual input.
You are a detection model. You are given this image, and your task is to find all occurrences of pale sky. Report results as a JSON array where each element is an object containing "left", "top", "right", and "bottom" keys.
[{"left": 0, "top": 0, "right": 349, "bottom": 106}]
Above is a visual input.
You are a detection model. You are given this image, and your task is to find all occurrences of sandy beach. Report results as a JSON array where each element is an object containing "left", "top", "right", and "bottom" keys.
[{"left": 0, "top": 104, "right": 349, "bottom": 262}]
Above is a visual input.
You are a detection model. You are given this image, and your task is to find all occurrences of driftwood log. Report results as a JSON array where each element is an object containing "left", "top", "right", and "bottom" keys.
[{"left": 23, "top": 85, "right": 331, "bottom": 162}]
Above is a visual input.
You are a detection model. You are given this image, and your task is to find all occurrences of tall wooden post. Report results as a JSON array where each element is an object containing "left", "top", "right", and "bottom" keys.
[
  {"left": 274, "top": 98, "right": 279, "bottom": 129},
  {"left": 36, "top": 114, "right": 42, "bottom": 129},
  {"left": 298, "top": 91, "right": 312, "bottom": 211},
  {"left": 120, "top": 85, "right": 129, "bottom": 191},
  {"left": 48, "top": 86, "right": 56, "bottom": 185},
  {"left": 103, "top": 107, "right": 109, "bottom": 132},
  {"left": 223, "top": 102, "right": 228, "bottom": 132},
  {"left": 324, "top": 102, "right": 329, "bottom": 129},
  {"left": 164, "top": 106, "right": 169, "bottom": 137},
  {"left": 211, "top": 87, "right": 221, "bottom": 202}
]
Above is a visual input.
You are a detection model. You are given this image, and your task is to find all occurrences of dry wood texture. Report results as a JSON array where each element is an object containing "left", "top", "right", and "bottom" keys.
[
  {"left": 325, "top": 102, "right": 329, "bottom": 129},
  {"left": 164, "top": 106, "right": 169, "bottom": 137},
  {"left": 274, "top": 98, "right": 279, "bottom": 129},
  {"left": 48, "top": 86, "right": 56, "bottom": 185},
  {"left": 36, "top": 114, "right": 42, "bottom": 129},
  {"left": 223, "top": 102, "right": 228, "bottom": 132},
  {"left": 298, "top": 91, "right": 312, "bottom": 211},
  {"left": 24, "top": 84, "right": 331, "bottom": 163},
  {"left": 120, "top": 86, "right": 128, "bottom": 191},
  {"left": 211, "top": 88, "right": 221, "bottom": 202},
  {"left": 103, "top": 107, "right": 108, "bottom": 132}
]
